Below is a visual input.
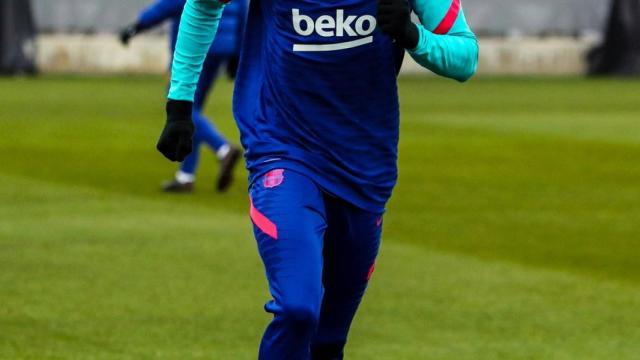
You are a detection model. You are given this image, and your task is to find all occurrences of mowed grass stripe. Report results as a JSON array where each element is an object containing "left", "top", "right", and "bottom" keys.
[
  {"left": 398, "top": 76, "right": 640, "bottom": 144},
  {"left": 391, "top": 120, "right": 640, "bottom": 283},
  {"left": 1, "top": 173, "right": 639, "bottom": 359},
  {"left": 1, "top": 76, "right": 639, "bottom": 284}
]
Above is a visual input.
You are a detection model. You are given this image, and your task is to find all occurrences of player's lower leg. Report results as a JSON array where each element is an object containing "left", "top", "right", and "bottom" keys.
[
  {"left": 162, "top": 170, "right": 195, "bottom": 193},
  {"left": 250, "top": 169, "right": 326, "bottom": 359},
  {"left": 310, "top": 197, "right": 382, "bottom": 360},
  {"left": 215, "top": 143, "right": 241, "bottom": 192},
  {"left": 192, "top": 111, "right": 241, "bottom": 192},
  {"left": 162, "top": 141, "right": 200, "bottom": 193}
]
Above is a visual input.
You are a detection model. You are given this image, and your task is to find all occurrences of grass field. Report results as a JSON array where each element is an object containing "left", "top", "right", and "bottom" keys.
[{"left": 1, "top": 76, "right": 639, "bottom": 359}]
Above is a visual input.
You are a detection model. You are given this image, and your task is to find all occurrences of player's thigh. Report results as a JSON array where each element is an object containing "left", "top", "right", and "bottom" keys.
[
  {"left": 249, "top": 169, "right": 328, "bottom": 301},
  {"left": 311, "top": 198, "right": 382, "bottom": 349},
  {"left": 323, "top": 197, "right": 382, "bottom": 292}
]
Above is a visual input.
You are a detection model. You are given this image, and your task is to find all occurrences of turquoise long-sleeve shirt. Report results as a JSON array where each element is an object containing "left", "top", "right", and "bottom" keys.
[
  {"left": 409, "top": 0, "right": 478, "bottom": 82},
  {"left": 169, "top": 0, "right": 224, "bottom": 101},
  {"left": 169, "top": 0, "right": 478, "bottom": 101}
]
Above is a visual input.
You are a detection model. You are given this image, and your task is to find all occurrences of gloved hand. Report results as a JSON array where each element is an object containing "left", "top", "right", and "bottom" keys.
[
  {"left": 156, "top": 100, "right": 195, "bottom": 162},
  {"left": 377, "top": 0, "right": 419, "bottom": 49},
  {"left": 119, "top": 23, "right": 140, "bottom": 46}
]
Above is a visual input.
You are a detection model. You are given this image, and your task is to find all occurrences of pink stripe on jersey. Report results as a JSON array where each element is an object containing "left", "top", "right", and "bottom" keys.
[{"left": 433, "top": 0, "right": 461, "bottom": 35}]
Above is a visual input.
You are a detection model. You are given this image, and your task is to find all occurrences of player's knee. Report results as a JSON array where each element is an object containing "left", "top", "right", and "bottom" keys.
[{"left": 280, "top": 301, "right": 320, "bottom": 328}]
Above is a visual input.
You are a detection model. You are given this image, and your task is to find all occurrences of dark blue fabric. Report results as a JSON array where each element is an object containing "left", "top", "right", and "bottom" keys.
[
  {"left": 249, "top": 169, "right": 382, "bottom": 359},
  {"left": 193, "top": 52, "right": 223, "bottom": 111},
  {"left": 234, "top": 0, "right": 404, "bottom": 213},
  {"left": 137, "top": 0, "right": 246, "bottom": 56}
]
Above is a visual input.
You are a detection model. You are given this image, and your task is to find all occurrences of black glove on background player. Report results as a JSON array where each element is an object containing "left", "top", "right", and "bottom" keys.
[
  {"left": 119, "top": 23, "right": 141, "bottom": 46},
  {"left": 157, "top": 100, "right": 194, "bottom": 162},
  {"left": 377, "top": 0, "right": 419, "bottom": 49}
]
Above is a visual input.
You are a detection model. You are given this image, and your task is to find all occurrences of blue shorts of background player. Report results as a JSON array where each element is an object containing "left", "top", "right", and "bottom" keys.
[
  {"left": 249, "top": 168, "right": 382, "bottom": 359},
  {"left": 120, "top": 0, "right": 246, "bottom": 192}
]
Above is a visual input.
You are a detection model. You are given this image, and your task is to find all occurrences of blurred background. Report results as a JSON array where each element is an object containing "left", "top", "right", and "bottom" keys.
[
  {"left": 1, "top": 0, "right": 639, "bottom": 359},
  {"left": 3, "top": 0, "right": 638, "bottom": 75}
]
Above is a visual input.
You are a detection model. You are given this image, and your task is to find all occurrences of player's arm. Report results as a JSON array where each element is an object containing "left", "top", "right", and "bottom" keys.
[
  {"left": 377, "top": 0, "right": 478, "bottom": 82},
  {"left": 157, "top": 0, "right": 226, "bottom": 162},
  {"left": 120, "top": 0, "right": 185, "bottom": 45}
]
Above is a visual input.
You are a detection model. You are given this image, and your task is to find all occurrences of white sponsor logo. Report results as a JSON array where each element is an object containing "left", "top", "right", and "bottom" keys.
[{"left": 292, "top": 9, "right": 376, "bottom": 52}]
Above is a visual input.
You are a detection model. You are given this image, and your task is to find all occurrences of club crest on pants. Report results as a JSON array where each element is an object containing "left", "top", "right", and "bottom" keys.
[{"left": 263, "top": 169, "right": 285, "bottom": 188}]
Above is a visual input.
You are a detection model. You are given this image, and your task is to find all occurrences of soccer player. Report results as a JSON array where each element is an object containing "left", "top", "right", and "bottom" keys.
[
  {"left": 120, "top": 0, "right": 246, "bottom": 192},
  {"left": 157, "top": 0, "right": 478, "bottom": 358}
]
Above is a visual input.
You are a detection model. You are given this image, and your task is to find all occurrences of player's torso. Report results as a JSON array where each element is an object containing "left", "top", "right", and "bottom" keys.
[
  {"left": 235, "top": 0, "right": 403, "bottom": 210},
  {"left": 255, "top": 0, "right": 402, "bottom": 137},
  {"left": 270, "top": 0, "right": 378, "bottom": 53},
  {"left": 262, "top": 0, "right": 400, "bottom": 75}
]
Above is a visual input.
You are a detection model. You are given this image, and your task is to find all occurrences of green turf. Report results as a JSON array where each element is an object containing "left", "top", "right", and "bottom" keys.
[{"left": 1, "top": 76, "right": 639, "bottom": 359}]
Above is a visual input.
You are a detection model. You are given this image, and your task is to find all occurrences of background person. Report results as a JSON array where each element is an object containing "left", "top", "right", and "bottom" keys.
[{"left": 120, "top": 0, "right": 246, "bottom": 192}]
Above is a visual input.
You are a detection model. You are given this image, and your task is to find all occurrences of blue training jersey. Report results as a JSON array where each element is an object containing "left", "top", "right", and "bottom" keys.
[
  {"left": 169, "top": 0, "right": 478, "bottom": 213},
  {"left": 234, "top": 0, "right": 404, "bottom": 212}
]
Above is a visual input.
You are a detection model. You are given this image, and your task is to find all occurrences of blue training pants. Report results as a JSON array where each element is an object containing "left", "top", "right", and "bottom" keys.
[
  {"left": 249, "top": 169, "right": 382, "bottom": 360},
  {"left": 180, "top": 55, "right": 228, "bottom": 175}
]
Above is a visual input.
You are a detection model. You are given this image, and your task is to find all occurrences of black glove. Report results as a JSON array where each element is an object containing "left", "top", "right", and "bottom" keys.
[
  {"left": 226, "top": 56, "right": 240, "bottom": 80},
  {"left": 377, "top": 0, "right": 419, "bottom": 49},
  {"left": 119, "top": 23, "right": 140, "bottom": 46},
  {"left": 156, "top": 100, "right": 195, "bottom": 162}
]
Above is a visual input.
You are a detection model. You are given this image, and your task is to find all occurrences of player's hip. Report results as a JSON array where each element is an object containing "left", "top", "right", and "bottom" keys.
[{"left": 245, "top": 148, "right": 396, "bottom": 214}]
